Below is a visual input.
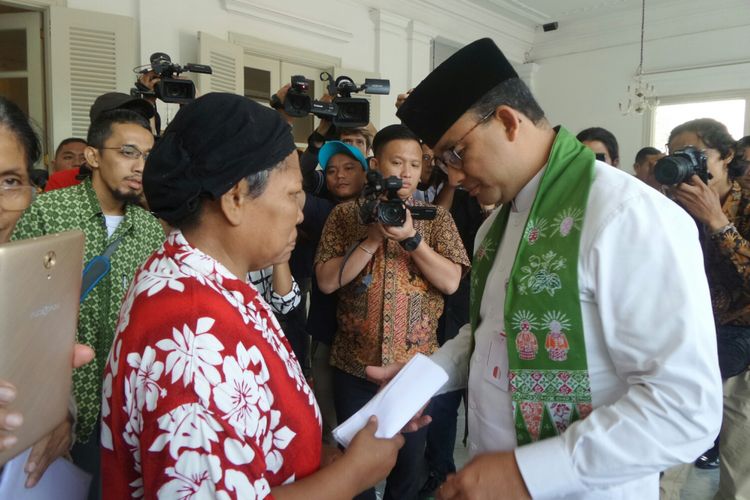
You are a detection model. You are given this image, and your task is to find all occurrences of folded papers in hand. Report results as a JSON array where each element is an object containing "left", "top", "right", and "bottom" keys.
[{"left": 333, "top": 353, "right": 448, "bottom": 447}]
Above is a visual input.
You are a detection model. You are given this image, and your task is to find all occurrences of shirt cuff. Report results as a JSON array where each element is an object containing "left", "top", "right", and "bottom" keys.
[{"left": 514, "top": 436, "right": 586, "bottom": 499}]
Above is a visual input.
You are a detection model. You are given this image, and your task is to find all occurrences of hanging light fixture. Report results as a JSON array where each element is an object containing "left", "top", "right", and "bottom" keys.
[{"left": 619, "top": 0, "right": 657, "bottom": 115}]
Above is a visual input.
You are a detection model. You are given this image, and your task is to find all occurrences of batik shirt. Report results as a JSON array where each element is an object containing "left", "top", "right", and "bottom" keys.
[
  {"left": 101, "top": 231, "right": 321, "bottom": 499},
  {"left": 704, "top": 181, "right": 750, "bottom": 325},
  {"left": 315, "top": 200, "right": 470, "bottom": 378},
  {"left": 11, "top": 178, "right": 164, "bottom": 442}
]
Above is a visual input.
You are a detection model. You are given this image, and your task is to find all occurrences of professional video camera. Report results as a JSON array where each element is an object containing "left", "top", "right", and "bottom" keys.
[
  {"left": 131, "top": 52, "right": 212, "bottom": 104},
  {"left": 358, "top": 170, "right": 436, "bottom": 226},
  {"left": 654, "top": 146, "right": 709, "bottom": 185},
  {"left": 271, "top": 72, "right": 390, "bottom": 128}
]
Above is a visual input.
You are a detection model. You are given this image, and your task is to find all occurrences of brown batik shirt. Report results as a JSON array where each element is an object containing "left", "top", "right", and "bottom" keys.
[
  {"left": 315, "top": 199, "right": 470, "bottom": 378},
  {"left": 705, "top": 181, "right": 750, "bottom": 325}
]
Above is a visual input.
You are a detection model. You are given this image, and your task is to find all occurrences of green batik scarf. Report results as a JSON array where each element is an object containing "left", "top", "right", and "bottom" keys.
[{"left": 470, "top": 126, "right": 595, "bottom": 445}]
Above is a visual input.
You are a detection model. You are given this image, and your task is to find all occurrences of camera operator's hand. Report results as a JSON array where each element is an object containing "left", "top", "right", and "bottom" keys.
[
  {"left": 313, "top": 92, "right": 334, "bottom": 138},
  {"left": 366, "top": 221, "right": 386, "bottom": 247},
  {"left": 381, "top": 208, "right": 417, "bottom": 242},
  {"left": 670, "top": 174, "right": 730, "bottom": 231},
  {"left": 137, "top": 70, "right": 160, "bottom": 105},
  {"left": 273, "top": 84, "right": 295, "bottom": 126},
  {"left": 395, "top": 89, "right": 413, "bottom": 110}
]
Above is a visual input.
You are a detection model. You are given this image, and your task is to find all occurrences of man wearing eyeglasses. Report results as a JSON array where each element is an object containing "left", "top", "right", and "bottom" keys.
[
  {"left": 11, "top": 108, "right": 164, "bottom": 499},
  {"left": 367, "top": 38, "right": 722, "bottom": 499}
]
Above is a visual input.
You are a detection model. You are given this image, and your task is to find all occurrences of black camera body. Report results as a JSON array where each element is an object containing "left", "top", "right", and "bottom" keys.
[
  {"left": 271, "top": 72, "right": 389, "bottom": 128},
  {"left": 131, "top": 52, "right": 212, "bottom": 104},
  {"left": 359, "top": 171, "right": 437, "bottom": 226},
  {"left": 654, "top": 146, "right": 709, "bottom": 185}
]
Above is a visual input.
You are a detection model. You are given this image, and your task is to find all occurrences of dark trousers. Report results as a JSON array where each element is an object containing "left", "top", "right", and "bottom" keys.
[
  {"left": 717, "top": 324, "right": 750, "bottom": 379},
  {"left": 424, "top": 389, "right": 463, "bottom": 479},
  {"left": 70, "top": 422, "right": 102, "bottom": 500},
  {"left": 333, "top": 368, "right": 430, "bottom": 500}
]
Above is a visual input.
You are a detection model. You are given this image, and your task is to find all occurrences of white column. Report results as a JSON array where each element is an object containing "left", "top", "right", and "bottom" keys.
[
  {"left": 371, "top": 8, "right": 410, "bottom": 127},
  {"left": 407, "top": 20, "right": 437, "bottom": 90}
]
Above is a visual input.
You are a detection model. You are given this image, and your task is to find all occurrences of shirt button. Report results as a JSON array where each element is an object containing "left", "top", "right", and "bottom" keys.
[{"left": 469, "top": 400, "right": 477, "bottom": 410}]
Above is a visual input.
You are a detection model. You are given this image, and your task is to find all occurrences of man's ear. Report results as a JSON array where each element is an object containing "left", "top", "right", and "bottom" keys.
[
  {"left": 495, "top": 105, "right": 522, "bottom": 142},
  {"left": 84, "top": 146, "right": 100, "bottom": 170},
  {"left": 220, "top": 180, "right": 248, "bottom": 227},
  {"left": 369, "top": 156, "right": 379, "bottom": 171}
]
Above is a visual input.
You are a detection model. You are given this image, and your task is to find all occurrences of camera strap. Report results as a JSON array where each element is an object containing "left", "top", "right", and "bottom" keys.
[
  {"left": 339, "top": 240, "right": 365, "bottom": 289},
  {"left": 80, "top": 236, "right": 123, "bottom": 303}
]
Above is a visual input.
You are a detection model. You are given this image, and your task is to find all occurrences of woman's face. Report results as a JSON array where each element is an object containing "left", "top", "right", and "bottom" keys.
[
  {"left": 0, "top": 126, "right": 33, "bottom": 243},
  {"left": 668, "top": 131, "right": 732, "bottom": 191},
  {"left": 245, "top": 152, "right": 304, "bottom": 269}
]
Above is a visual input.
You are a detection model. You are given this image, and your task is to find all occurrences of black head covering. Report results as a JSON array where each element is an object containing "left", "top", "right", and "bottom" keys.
[
  {"left": 397, "top": 38, "right": 518, "bottom": 148},
  {"left": 144, "top": 93, "right": 296, "bottom": 224}
]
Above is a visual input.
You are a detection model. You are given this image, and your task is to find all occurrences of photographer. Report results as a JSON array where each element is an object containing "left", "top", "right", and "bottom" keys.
[
  {"left": 666, "top": 118, "right": 750, "bottom": 498},
  {"left": 315, "top": 124, "right": 469, "bottom": 500}
]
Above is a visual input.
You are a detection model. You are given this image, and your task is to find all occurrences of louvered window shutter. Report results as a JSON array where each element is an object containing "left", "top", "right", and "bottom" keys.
[
  {"left": 47, "top": 6, "right": 136, "bottom": 147},
  {"left": 197, "top": 32, "right": 243, "bottom": 96}
]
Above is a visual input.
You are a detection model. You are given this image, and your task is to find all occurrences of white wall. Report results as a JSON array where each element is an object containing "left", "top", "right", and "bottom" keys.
[
  {"left": 61, "top": 0, "right": 534, "bottom": 129},
  {"left": 531, "top": 0, "right": 750, "bottom": 172}
]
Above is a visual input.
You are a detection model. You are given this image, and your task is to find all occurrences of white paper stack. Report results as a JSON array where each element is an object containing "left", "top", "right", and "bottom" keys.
[
  {"left": 333, "top": 353, "right": 449, "bottom": 448},
  {"left": 0, "top": 447, "right": 91, "bottom": 500}
]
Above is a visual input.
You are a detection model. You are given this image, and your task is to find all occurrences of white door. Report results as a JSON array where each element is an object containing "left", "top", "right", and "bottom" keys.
[{"left": 0, "top": 11, "right": 45, "bottom": 163}]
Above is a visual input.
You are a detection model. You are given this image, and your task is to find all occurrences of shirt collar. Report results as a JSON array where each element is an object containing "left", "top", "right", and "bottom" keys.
[{"left": 512, "top": 165, "right": 546, "bottom": 213}]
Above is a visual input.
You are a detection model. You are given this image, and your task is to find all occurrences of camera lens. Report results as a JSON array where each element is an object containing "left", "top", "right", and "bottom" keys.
[
  {"left": 654, "top": 155, "right": 694, "bottom": 186},
  {"left": 378, "top": 201, "right": 406, "bottom": 226}
]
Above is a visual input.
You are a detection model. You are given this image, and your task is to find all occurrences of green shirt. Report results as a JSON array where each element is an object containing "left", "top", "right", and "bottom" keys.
[{"left": 11, "top": 178, "right": 165, "bottom": 442}]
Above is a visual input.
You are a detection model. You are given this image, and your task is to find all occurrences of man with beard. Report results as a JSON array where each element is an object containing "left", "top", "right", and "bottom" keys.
[{"left": 11, "top": 108, "right": 164, "bottom": 498}]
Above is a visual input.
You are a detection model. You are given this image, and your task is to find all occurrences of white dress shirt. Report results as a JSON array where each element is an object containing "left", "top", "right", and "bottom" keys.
[{"left": 432, "top": 161, "right": 723, "bottom": 499}]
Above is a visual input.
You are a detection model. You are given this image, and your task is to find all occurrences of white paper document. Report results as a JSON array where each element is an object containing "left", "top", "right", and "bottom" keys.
[
  {"left": 333, "top": 353, "right": 449, "bottom": 447},
  {"left": 0, "top": 447, "right": 91, "bottom": 500}
]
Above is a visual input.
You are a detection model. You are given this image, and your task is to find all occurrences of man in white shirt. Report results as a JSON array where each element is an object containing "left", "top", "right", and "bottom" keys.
[{"left": 373, "top": 38, "right": 722, "bottom": 499}]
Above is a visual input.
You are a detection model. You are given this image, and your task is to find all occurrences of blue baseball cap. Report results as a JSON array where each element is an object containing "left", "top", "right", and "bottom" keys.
[{"left": 319, "top": 140, "right": 368, "bottom": 171}]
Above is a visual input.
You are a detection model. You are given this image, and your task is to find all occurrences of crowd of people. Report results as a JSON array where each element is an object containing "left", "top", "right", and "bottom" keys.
[{"left": 0, "top": 36, "right": 748, "bottom": 499}]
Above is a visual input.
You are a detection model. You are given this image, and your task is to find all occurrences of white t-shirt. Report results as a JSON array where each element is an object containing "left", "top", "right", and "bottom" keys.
[{"left": 104, "top": 215, "right": 124, "bottom": 238}]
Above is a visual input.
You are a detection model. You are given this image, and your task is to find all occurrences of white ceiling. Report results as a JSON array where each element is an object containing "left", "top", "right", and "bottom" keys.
[{"left": 468, "top": 0, "right": 679, "bottom": 27}]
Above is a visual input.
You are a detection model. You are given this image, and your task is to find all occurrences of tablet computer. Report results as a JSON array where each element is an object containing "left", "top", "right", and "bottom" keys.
[{"left": 0, "top": 230, "right": 84, "bottom": 466}]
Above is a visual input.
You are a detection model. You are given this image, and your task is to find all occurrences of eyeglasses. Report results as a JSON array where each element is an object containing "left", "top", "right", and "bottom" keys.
[
  {"left": 0, "top": 185, "right": 36, "bottom": 211},
  {"left": 100, "top": 144, "right": 149, "bottom": 161},
  {"left": 434, "top": 110, "right": 494, "bottom": 174}
]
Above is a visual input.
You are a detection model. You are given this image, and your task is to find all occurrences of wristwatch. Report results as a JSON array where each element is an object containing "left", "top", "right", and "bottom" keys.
[{"left": 399, "top": 232, "right": 422, "bottom": 252}]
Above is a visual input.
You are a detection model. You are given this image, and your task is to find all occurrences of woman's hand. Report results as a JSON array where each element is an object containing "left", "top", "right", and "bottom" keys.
[{"left": 670, "top": 175, "right": 729, "bottom": 231}]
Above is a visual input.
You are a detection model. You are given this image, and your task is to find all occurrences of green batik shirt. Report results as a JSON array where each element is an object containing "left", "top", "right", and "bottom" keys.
[{"left": 11, "top": 178, "right": 165, "bottom": 443}]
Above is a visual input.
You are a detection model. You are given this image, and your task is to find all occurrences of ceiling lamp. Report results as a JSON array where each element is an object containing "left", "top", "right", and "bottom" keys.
[{"left": 619, "top": 0, "right": 657, "bottom": 115}]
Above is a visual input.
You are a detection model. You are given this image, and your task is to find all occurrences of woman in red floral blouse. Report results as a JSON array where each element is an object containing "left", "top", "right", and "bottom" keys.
[{"left": 100, "top": 93, "right": 403, "bottom": 499}]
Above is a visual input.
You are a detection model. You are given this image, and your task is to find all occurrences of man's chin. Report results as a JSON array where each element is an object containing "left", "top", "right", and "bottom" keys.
[{"left": 113, "top": 189, "right": 144, "bottom": 206}]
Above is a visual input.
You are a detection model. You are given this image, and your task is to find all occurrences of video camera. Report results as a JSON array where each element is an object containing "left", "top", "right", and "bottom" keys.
[
  {"left": 358, "top": 171, "right": 436, "bottom": 226},
  {"left": 271, "top": 72, "right": 390, "bottom": 128},
  {"left": 654, "top": 146, "right": 709, "bottom": 185},
  {"left": 131, "top": 52, "right": 213, "bottom": 104}
]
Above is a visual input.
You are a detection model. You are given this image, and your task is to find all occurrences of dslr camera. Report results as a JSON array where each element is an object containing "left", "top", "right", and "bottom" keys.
[
  {"left": 271, "top": 72, "right": 390, "bottom": 128},
  {"left": 654, "top": 146, "right": 709, "bottom": 185},
  {"left": 131, "top": 52, "right": 213, "bottom": 104},
  {"left": 359, "top": 171, "right": 436, "bottom": 226}
]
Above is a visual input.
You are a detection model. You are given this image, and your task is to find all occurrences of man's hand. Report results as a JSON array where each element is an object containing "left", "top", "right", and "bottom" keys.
[
  {"left": 381, "top": 208, "right": 416, "bottom": 242},
  {"left": 669, "top": 175, "right": 730, "bottom": 231},
  {"left": 395, "top": 89, "right": 413, "bottom": 110},
  {"left": 365, "top": 363, "right": 432, "bottom": 432},
  {"left": 437, "top": 452, "right": 531, "bottom": 500},
  {"left": 24, "top": 417, "right": 73, "bottom": 488},
  {"left": 137, "top": 70, "right": 160, "bottom": 105},
  {"left": 366, "top": 221, "right": 386, "bottom": 247},
  {"left": 273, "top": 84, "right": 295, "bottom": 125}
]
